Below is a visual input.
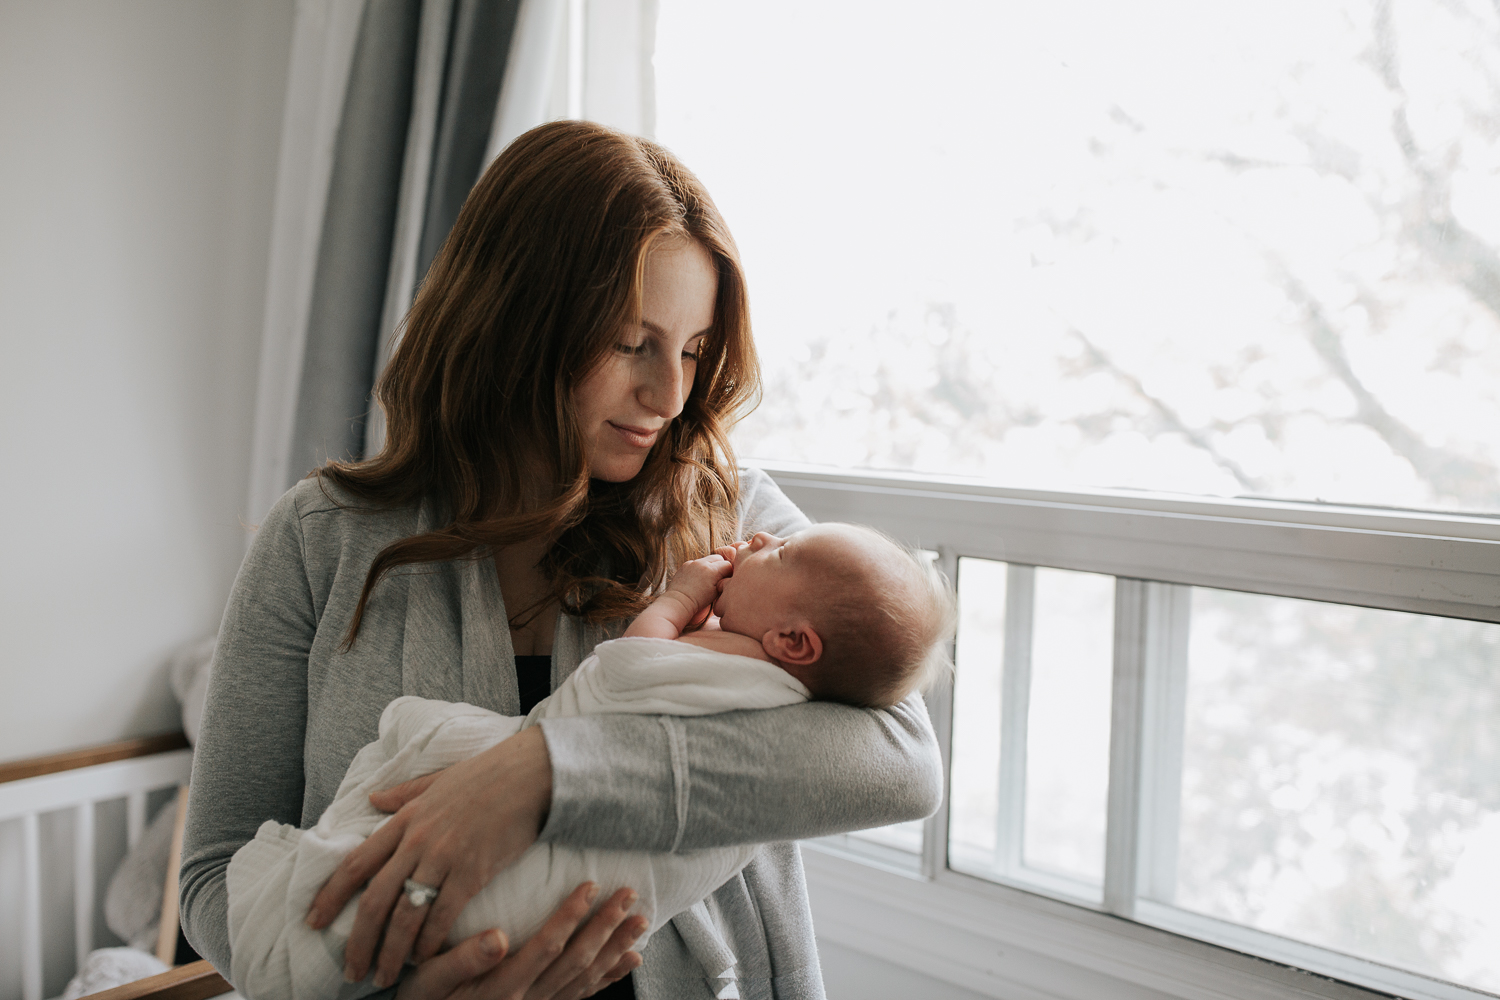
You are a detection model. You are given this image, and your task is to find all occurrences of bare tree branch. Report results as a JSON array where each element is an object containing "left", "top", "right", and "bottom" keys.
[
  {"left": 1371, "top": 0, "right": 1500, "bottom": 324},
  {"left": 1267, "top": 256, "right": 1497, "bottom": 504},
  {"left": 1069, "top": 327, "right": 1263, "bottom": 493}
]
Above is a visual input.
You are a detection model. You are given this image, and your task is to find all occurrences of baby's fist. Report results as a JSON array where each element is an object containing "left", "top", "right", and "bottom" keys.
[
  {"left": 715, "top": 541, "right": 748, "bottom": 564},
  {"left": 668, "top": 554, "right": 733, "bottom": 608}
]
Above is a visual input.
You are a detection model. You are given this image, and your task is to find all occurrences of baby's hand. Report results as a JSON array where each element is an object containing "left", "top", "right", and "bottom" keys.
[{"left": 667, "top": 554, "right": 733, "bottom": 611}]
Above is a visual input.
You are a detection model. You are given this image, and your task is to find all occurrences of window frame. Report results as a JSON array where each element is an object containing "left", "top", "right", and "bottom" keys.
[{"left": 762, "top": 461, "right": 1500, "bottom": 1000}]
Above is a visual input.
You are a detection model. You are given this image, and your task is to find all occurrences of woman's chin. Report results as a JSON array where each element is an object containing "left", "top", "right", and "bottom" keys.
[{"left": 588, "top": 456, "right": 650, "bottom": 483}]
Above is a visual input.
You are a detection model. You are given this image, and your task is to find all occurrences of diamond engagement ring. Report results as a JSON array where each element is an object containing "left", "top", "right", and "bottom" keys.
[{"left": 403, "top": 879, "right": 440, "bottom": 908}]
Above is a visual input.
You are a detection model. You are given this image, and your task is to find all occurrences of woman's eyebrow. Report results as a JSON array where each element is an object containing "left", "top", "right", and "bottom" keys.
[{"left": 640, "top": 318, "right": 712, "bottom": 339}]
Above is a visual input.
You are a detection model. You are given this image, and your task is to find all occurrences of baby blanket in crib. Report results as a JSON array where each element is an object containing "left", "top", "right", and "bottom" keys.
[{"left": 226, "top": 637, "right": 810, "bottom": 1000}]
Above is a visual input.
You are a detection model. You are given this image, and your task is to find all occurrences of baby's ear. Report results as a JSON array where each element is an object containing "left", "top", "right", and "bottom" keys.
[{"left": 763, "top": 623, "right": 822, "bottom": 668}]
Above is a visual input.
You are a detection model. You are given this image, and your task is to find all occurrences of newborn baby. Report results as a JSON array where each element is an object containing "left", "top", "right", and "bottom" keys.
[
  {"left": 226, "top": 523, "right": 953, "bottom": 1000},
  {"left": 640, "top": 522, "right": 953, "bottom": 708}
]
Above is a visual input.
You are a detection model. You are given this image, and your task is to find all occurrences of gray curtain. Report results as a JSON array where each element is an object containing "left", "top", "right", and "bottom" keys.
[{"left": 286, "top": 0, "right": 521, "bottom": 488}]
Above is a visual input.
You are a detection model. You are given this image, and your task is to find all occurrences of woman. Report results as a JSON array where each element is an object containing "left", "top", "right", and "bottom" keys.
[{"left": 181, "top": 120, "right": 942, "bottom": 1000}]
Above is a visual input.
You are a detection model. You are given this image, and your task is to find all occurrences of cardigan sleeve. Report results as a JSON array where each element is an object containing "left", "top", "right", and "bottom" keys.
[
  {"left": 536, "top": 466, "right": 944, "bottom": 852},
  {"left": 179, "top": 487, "right": 315, "bottom": 976}
]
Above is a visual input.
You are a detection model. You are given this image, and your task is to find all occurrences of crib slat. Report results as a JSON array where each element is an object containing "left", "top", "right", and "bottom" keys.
[
  {"left": 23, "top": 810, "right": 43, "bottom": 1000},
  {"left": 127, "top": 790, "right": 147, "bottom": 849},
  {"left": 75, "top": 800, "right": 95, "bottom": 969}
]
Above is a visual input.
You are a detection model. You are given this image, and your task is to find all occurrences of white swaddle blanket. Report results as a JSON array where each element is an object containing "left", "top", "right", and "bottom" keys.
[{"left": 226, "top": 637, "right": 810, "bottom": 1000}]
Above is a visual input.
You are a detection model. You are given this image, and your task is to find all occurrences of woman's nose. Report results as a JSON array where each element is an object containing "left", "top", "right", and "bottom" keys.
[{"left": 637, "top": 355, "right": 688, "bottom": 419}]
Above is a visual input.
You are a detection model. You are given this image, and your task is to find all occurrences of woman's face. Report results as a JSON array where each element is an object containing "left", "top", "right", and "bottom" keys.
[{"left": 575, "top": 237, "right": 718, "bottom": 482}]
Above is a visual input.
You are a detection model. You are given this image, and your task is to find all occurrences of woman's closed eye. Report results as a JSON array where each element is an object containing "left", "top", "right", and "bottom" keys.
[{"left": 615, "top": 337, "right": 705, "bottom": 361}]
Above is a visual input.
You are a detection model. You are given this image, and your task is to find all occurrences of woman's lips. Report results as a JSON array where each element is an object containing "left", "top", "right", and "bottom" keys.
[{"left": 607, "top": 421, "right": 659, "bottom": 448}]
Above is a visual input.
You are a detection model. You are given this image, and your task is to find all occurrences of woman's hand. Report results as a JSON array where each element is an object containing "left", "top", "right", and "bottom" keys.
[
  {"left": 396, "top": 884, "right": 646, "bottom": 1000},
  {"left": 306, "top": 727, "right": 555, "bottom": 988}
]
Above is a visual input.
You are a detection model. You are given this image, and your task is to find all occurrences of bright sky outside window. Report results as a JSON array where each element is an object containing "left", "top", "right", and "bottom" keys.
[{"left": 654, "top": 0, "right": 1500, "bottom": 514}]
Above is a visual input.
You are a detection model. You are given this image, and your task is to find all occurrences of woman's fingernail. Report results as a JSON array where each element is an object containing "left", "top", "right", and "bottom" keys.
[
  {"left": 306, "top": 910, "right": 320, "bottom": 928},
  {"left": 374, "top": 971, "right": 394, "bottom": 989},
  {"left": 342, "top": 965, "right": 358, "bottom": 983},
  {"left": 482, "top": 930, "right": 505, "bottom": 956},
  {"left": 623, "top": 890, "right": 638, "bottom": 907},
  {"left": 585, "top": 883, "right": 600, "bottom": 903}
]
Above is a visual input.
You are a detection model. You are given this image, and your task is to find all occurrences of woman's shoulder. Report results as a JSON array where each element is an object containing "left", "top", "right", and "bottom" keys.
[
  {"left": 737, "top": 465, "right": 813, "bottom": 536},
  {"left": 262, "top": 475, "right": 425, "bottom": 555}
]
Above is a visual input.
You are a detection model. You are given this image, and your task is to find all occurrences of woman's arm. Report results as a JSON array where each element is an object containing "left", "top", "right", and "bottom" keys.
[
  {"left": 188, "top": 489, "right": 648, "bottom": 998},
  {"left": 538, "top": 694, "right": 941, "bottom": 852},
  {"left": 538, "top": 465, "right": 943, "bottom": 853},
  {"left": 180, "top": 488, "right": 316, "bottom": 972}
]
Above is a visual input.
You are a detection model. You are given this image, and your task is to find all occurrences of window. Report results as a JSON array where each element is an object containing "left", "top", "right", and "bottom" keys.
[
  {"left": 654, "top": 0, "right": 1500, "bottom": 516},
  {"left": 764, "top": 471, "right": 1500, "bottom": 999},
  {"left": 648, "top": 2, "right": 1500, "bottom": 998}
]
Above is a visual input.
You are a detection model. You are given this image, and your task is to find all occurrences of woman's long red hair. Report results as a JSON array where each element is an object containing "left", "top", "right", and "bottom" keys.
[{"left": 319, "top": 121, "right": 760, "bottom": 643}]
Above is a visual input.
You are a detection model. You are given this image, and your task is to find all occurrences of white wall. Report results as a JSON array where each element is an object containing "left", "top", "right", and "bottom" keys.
[{"left": 0, "top": 0, "right": 295, "bottom": 762}]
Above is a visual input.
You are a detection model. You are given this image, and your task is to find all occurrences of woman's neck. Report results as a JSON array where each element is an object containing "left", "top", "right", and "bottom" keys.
[{"left": 495, "top": 535, "right": 558, "bottom": 656}]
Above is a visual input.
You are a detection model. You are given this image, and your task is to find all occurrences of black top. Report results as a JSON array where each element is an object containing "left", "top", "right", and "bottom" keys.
[
  {"left": 513, "top": 654, "right": 552, "bottom": 715},
  {"left": 514, "top": 654, "right": 635, "bottom": 999}
]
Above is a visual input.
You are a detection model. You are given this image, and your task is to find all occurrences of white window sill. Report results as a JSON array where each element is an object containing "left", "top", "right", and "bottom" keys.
[{"left": 802, "top": 842, "right": 1480, "bottom": 1000}]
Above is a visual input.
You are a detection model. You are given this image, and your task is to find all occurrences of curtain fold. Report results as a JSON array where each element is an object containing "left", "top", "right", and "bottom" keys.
[
  {"left": 248, "top": 0, "right": 537, "bottom": 524},
  {"left": 288, "top": 0, "right": 423, "bottom": 488},
  {"left": 417, "top": 0, "right": 521, "bottom": 283}
]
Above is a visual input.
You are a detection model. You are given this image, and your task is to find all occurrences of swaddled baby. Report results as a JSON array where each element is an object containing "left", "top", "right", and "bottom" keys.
[{"left": 226, "top": 523, "right": 953, "bottom": 1000}]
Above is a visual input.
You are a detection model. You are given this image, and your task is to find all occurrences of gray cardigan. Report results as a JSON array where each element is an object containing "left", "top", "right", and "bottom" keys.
[{"left": 180, "top": 468, "right": 943, "bottom": 1000}]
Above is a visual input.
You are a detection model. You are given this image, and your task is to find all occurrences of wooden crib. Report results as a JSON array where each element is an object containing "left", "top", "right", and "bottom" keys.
[{"left": 0, "top": 735, "right": 230, "bottom": 1000}]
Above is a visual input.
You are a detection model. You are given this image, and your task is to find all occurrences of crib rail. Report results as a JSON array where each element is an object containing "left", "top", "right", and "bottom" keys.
[
  {"left": 80, "top": 961, "right": 227, "bottom": 1000},
  {"left": 0, "top": 736, "right": 193, "bottom": 1000}
]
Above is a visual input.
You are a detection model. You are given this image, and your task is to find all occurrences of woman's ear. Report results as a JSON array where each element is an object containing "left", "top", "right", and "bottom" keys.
[{"left": 762, "top": 623, "right": 823, "bottom": 667}]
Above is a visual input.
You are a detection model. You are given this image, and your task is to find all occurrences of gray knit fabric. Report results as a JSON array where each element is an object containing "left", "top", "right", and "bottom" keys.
[{"left": 180, "top": 468, "right": 943, "bottom": 999}]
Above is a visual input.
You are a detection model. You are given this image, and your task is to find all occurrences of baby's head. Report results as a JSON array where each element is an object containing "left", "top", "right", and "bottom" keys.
[{"left": 712, "top": 523, "right": 956, "bottom": 707}]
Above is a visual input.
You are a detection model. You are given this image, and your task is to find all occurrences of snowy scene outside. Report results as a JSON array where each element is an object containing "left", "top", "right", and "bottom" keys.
[{"left": 654, "top": 0, "right": 1500, "bottom": 992}]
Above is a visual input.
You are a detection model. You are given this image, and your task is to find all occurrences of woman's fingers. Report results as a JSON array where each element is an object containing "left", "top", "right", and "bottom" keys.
[
  {"left": 394, "top": 929, "right": 507, "bottom": 1000},
  {"left": 412, "top": 878, "right": 471, "bottom": 962},
  {"left": 307, "top": 812, "right": 408, "bottom": 929},
  {"left": 370, "top": 771, "right": 441, "bottom": 813},
  {"left": 343, "top": 840, "right": 424, "bottom": 981},
  {"left": 372, "top": 864, "right": 449, "bottom": 989},
  {"left": 600, "top": 951, "right": 644, "bottom": 985},
  {"left": 329, "top": 735, "right": 553, "bottom": 986},
  {"left": 526, "top": 886, "right": 642, "bottom": 1000},
  {"left": 564, "top": 915, "right": 646, "bottom": 1000},
  {"left": 472, "top": 882, "right": 598, "bottom": 995}
]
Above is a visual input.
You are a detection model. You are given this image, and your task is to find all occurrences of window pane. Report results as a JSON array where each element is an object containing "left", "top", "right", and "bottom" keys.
[
  {"left": 847, "top": 818, "right": 923, "bottom": 856},
  {"left": 654, "top": 0, "right": 1500, "bottom": 514},
  {"left": 1024, "top": 568, "right": 1113, "bottom": 883},
  {"left": 948, "top": 561, "right": 1112, "bottom": 895},
  {"left": 1173, "top": 590, "right": 1500, "bottom": 992},
  {"left": 949, "top": 557, "right": 1006, "bottom": 868}
]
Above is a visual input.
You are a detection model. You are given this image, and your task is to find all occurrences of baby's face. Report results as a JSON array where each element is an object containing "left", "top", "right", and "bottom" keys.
[{"left": 712, "top": 524, "right": 877, "bottom": 640}]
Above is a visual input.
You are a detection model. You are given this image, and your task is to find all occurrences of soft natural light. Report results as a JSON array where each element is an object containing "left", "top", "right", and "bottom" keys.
[
  {"left": 1178, "top": 592, "right": 1500, "bottom": 991},
  {"left": 655, "top": 0, "right": 1500, "bottom": 514},
  {"left": 653, "top": 1, "right": 1500, "bottom": 995}
]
